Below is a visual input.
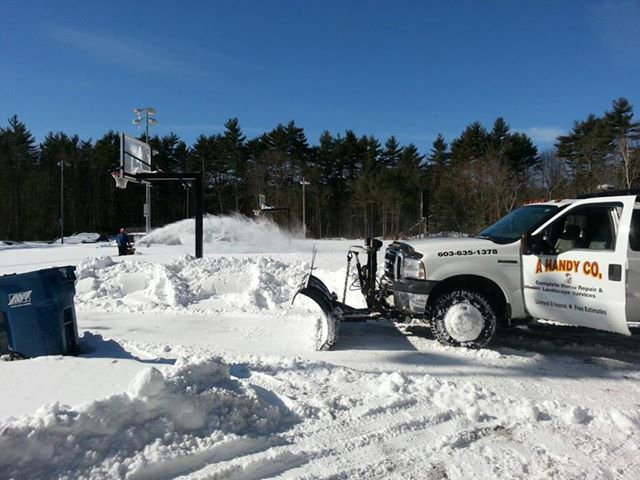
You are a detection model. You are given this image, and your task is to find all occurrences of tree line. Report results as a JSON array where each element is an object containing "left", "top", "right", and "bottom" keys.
[{"left": 0, "top": 97, "right": 638, "bottom": 241}]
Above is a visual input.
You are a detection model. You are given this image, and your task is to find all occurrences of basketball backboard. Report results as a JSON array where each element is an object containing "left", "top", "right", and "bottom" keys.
[{"left": 120, "top": 133, "right": 152, "bottom": 182}]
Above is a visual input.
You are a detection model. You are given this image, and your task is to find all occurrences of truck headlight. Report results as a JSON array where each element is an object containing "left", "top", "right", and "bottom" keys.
[{"left": 402, "top": 257, "right": 425, "bottom": 280}]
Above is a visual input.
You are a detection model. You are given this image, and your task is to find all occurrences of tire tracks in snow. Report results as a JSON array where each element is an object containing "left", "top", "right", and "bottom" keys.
[
  {"left": 181, "top": 401, "right": 462, "bottom": 479},
  {"left": 85, "top": 343, "right": 640, "bottom": 479}
]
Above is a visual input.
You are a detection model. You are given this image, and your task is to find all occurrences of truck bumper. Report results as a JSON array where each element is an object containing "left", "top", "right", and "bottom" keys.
[{"left": 384, "top": 278, "right": 438, "bottom": 316}]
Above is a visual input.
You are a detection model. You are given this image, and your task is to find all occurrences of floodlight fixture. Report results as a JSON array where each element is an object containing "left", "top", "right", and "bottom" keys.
[
  {"left": 148, "top": 118, "right": 158, "bottom": 126},
  {"left": 132, "top": 118, "right": 141, "bottom": 125},
  {"left": 133, "top": 108, "right": 142, "bottom": 115},
  {"left": 147, "top": 107, "right": 156, "bottom": 116}
]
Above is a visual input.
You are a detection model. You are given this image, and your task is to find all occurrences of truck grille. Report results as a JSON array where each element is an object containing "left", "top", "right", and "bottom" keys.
[
  {"left": 384, "top": 246, "right": 401, "bottom": 280},
  {"left": 384, "top": 241, "right": 417, "bottom": 281}
]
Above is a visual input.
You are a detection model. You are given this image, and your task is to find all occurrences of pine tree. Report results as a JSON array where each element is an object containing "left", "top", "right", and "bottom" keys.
[
  {"left": 450, "top": 122, "right": 489, "bottom": 165},
  {"left": 489, "top": 117, "right": 510, "bottom": 152},
  {"left": 428, "top": 134, "right": 449, "bottom": 177},
  {"left": 148, "top": 133, "right": 190, "bottom": 222},
  {"left": 424, "top": 134, "right": 449, "bottom": 232},
  {"left": 556, "top": 114, "right": 614, "bottom": 191},
  {"left": 314, "top": 131, "right": 339, "bottom": 236},
  {"left": 285, "top": 120, "right": 310, "bottom": 177},
  {"left": 380, "top": 136, "right": 403, "bottom": 168},
  {"left": 606, "top": 97, "right": 640, "bottom": 188},
  {"left": 335, "top": 130, "right": 365, "bottom": 181},
  {"left": 39, "top": 132, "right": 82, "bottom": 237},
  {"left": 503, "top": 132, "right": 538, "bottom": 176},
  {"left": 190, "top": 134, "right": 220, "bottom": 213},
  {"left": 0, "top": 116, "right": 38, "bottom": 239},
  {"left": 316, "top": 131, "right": 338, "bottom": 186},
  {"left": 353, "top": 135, "right": 382, "bottom": 236},
  {"left": 222, "top": 118, "right": 247, "bottom": 212},
  {"left": 361, "top": 135, "right": 382, "bottom": 175}
]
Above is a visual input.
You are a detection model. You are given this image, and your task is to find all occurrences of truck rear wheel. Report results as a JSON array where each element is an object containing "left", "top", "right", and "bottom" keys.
[{"left": 430, "top": 289, "right": 497, "bottom": 348}]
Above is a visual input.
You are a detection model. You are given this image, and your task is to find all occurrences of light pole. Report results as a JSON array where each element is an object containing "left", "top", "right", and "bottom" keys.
[
  {"left": 57, "top": 159, "right": 71, "bottom": 244},
  {"left": 133, "top": 107, "right": 158, "bottom": 233},
  {"left": 300, "top": 177, "right": 310, "bottom": 239}
]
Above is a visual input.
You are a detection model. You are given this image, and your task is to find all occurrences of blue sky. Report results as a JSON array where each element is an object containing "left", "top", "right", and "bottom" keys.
[{"left": 2, "top": 0, "right": 640, "bottom": 153}]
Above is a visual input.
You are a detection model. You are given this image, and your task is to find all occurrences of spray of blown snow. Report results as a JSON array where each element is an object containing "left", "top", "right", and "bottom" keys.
[{"left": 140, "top": 214, "right": 299, "bottom": 252}]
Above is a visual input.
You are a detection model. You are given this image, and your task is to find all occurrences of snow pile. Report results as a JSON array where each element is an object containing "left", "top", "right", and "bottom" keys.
[
  {"left": 0, "top": 240, "right": 24, "bottom": 246},
  {"left": 75, "top": 254, "right": 310, "bottom": 314},
  {"left": 55, "top": 232, "right": 102, "bottom": 244},
  {"left": 140, "top": 214, "right": 298, "bottom": 252},
  {"left": 0, "top": 356, "right": 287, "bottom": 480}
]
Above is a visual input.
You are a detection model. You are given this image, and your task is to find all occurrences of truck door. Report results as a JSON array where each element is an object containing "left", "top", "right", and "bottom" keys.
[
  {"left": 626, "top": 207, "right": 640, "bottom": 322},
  {"left": 521, "top": 196, "right": 635, "bottom": 335}
]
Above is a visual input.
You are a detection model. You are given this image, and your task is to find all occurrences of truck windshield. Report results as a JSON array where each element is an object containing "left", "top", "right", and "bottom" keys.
[{"left": 476, "top": 205, "right": 560, "bottom": 244}]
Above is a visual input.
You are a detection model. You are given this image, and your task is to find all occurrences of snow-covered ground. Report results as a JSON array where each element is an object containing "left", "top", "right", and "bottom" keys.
[{"left": 1, "top": 216, "right": 639, "bottom": 479}]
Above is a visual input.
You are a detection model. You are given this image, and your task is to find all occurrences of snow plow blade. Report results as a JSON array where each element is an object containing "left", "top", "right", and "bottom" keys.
[{"left": 291, "top": 274, "right": 341, "bottom": 350}]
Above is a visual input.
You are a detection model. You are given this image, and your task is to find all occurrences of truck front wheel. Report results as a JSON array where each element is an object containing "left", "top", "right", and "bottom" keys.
[{"left": 430, "top": 289, "right": 497, "bottom": 348}]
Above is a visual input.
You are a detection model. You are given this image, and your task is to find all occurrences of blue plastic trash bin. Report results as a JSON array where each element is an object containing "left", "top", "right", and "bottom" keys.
[{"left": 0, "top": 266, "right": 78, "bottom": 358}]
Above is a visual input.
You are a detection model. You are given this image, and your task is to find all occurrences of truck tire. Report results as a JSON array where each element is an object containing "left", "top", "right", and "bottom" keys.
[{"left": 430, "top": 289, "right": 497, "bottom": 348}]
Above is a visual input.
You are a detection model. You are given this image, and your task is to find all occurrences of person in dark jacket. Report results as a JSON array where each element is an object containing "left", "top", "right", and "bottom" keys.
[{"left": 116, "top": 228, "right": 129, "bottom": 256}]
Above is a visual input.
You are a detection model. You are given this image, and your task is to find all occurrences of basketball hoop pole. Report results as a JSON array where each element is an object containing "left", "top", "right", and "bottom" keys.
[
  {"left": 194, "top": 173, "right": 203, "bottom": 258},
  {"left": 134, "top": 171, "right": 204, "bottom": 258},
  {"left": 145, "top": 184, "right": 151, "bottom": 233}
]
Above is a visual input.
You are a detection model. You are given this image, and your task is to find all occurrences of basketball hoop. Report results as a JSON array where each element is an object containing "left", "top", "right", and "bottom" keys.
[{"left": 111, "top": 171, "right": 129, "bottom": 189}]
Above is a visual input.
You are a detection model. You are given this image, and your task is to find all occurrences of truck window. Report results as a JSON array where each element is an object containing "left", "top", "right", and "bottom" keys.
[
  {"left": 477, "top": 204, "right": 559, "bottom": 244},
  {"left": 544, "top": 203, "right": 619, "bottom": 254},
  {"left": 630, "top": 209, "right": 640, "bottom": 251}
]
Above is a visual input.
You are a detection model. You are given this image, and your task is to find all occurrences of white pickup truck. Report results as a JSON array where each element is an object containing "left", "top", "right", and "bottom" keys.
[
  {"left": 380, "top": 191, "right": 640, "bottom": 347},
  {"left": 295, "top": 190, "right": 640, "bottom": 349}
]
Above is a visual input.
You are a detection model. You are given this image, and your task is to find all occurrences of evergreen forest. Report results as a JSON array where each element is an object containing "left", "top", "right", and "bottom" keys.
[{"left": 1, "top": 97, "right": 638, "bottom": 241}]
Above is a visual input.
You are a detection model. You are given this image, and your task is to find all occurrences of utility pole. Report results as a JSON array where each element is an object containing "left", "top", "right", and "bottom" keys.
[
  {"left": 58, "top": 159, "right": 70, "bottom": 244},
  {"left": 59, "top": 160, "right": 64, "bottom": 244},
  {"left": 300, "top": 177, "right": 310, "bottom": 239},
  {"left": 133, "top": 107, "right": 157, "bottom": 233}
]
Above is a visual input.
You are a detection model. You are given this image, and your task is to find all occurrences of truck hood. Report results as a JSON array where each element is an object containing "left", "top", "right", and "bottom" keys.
[{"left": 401, "top": 236, "right": 511, "bottom": 253}]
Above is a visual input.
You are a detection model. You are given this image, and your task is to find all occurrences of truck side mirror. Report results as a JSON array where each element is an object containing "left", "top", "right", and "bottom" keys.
[{"left": 521, "top": 233, "right": 531, "bottom": 255}]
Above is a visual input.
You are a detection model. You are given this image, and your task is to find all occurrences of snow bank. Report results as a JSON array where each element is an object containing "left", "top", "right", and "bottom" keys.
[
  {"left": 56, "top": 233, "right": 102, "bottom": 244},
  {"left": 0, "top": 356, "right": 287, "bottom": 480},
  {"left": 140, "top": 215, "right": 299, "bottom": 253},
  {"left": 73, "top": 253, "right": 359, "bottom": 351},
  {"left": 75, "top": 254, "right": 311, "bottom": 314}
]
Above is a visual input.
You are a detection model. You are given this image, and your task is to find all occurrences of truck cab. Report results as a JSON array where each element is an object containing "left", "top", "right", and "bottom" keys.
[{"left": 382, "top": 191, "right": 640, "bottom": 347}]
